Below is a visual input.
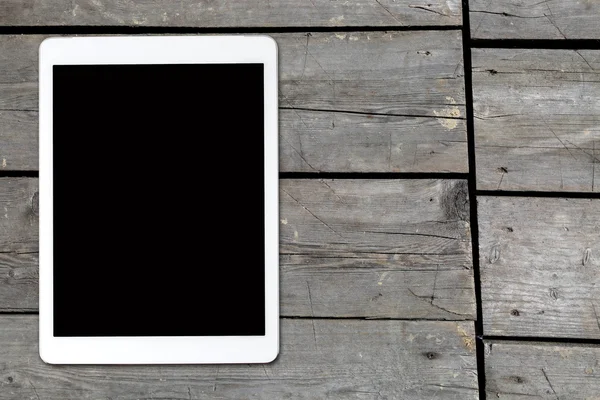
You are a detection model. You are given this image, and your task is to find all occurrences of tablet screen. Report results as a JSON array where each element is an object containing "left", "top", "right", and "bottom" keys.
[{"left": 52, "top": 64, "right": 265, "bottom": 337}]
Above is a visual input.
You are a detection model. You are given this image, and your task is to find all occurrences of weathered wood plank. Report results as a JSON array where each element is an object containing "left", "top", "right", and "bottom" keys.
[
  {"left": 0, "top": 178, "right": 475, "bottom": 319},
  {"left": 0, "top": 111, "right": 37, "bottom": 171},
  {"left": 0, "top": 32, "right": 467, "bottom": 172},
  {"left": 485, "top": 340, "right": 600, "bottom": 399},
  {"left": 470, "top": 0, "right": 600, "bottom": 39},
  {"left": 281, "top": 110, "right": 467, "bottom": 173},
  {"left": 478, "top": 196, "right": 600, "bottom": 339},
  {"left": 0, "top": 178, "right": 39, "bottom": 311},
  {"left": 0, "top": 179, "right": 38, "bottom": 312},
  {"left": 0, "top": 178, "right": 38, "bottom": 254},
  {"left": 279, "top": 31, "right": 465, "bottom": 118},
  {"left": 281, "top": 179, "right": 474, "bottom": 319},
  {"left": 0, "top": 0, "right": 462, "bottom": 27},
  {"left": 0, "top": 316, "right": 478, "bottom": 399},
  {"left": 473, "top": 48, "right": 600, "bottom": 192}
]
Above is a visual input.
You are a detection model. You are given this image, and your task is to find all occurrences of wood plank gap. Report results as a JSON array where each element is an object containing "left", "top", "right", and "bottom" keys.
[
  {"left": 477, "top": 190, "right": 600, "bottom": 199},
  {"left": 0, "top": 310, "right": 37, "bottom": 315},
  {"left": 0, "top": 171, "right": 38, "bottom": 177},
  {"left": 0, "top": 25, "right": 463, "bottom": 35},
  {"left": 280, "top": 106, "right": 467, "bottom": 120},
  {"left": 280, "top": 172, "right": 469, "bottom": 180},
  {"left": 282, "top": 315, "right": 472, "bottom": 321},
  {"left": 472, "top": 39, "right": 600, "bottom": 49},
  {"left": 461, "top": 1, "right": 486, "bottom": 399},
  {"left": 484, "top": 336, "right": 600, "bottom": 346}
]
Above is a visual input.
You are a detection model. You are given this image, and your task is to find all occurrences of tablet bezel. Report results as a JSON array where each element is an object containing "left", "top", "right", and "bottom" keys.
[{"left": 39, "top": 36, "right": 279, "bottom": 364}]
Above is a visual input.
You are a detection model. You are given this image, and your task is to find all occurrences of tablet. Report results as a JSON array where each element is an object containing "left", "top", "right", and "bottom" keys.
[{"left": 39, "top": 36, "right": 279, "bottom": 364}]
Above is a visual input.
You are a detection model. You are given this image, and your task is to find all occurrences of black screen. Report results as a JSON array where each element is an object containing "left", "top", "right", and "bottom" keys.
[{"left": 53, "top": 64, "right": 265, "bottom": 336}]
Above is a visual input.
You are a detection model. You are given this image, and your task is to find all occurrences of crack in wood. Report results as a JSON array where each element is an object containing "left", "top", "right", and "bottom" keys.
[
  {"left": 470, "top": 10, "right": 545, "bottom": 18},
  {"left": 28, "top": 380, "right": 41, "bottom": 400},
  {"left": 362, "top": 230, "right": 459, "bottom": 241},
  {"left": 543, "top": 5, "right": 567, "bottom": 40},
  {"left": 374, "top": 0, "right": 403, "bottom": 25},
  {"left": 564, "top": 140, "right": 600, "bottom": 164},
  {"left": 306, "top": 281, "right": 319, "bottom": 349},
  {"left": 282, "top": 188, "right": 343, "bottom": 237},
  {"left": 406, "top": 286, "right": 471, "bottom": 318},
  {"left": 544, "top": 122, "right": 577, "bottom": 161},
  {"left": 593, "top": 141, "right": 596, "bottom": 192},
  {"left": 212, "top": 366, "right": 219, "bottom": 392},
  {"left": 592, "top": 304, "right": 600, "bottom": 333},
  {"left": 575, "top": 50, "right": 595, "bottom": 71},
  {"left": 541, "top": 368, "right": 559, "bottom": 400},
  {"left": 279, "top": 106, "right": 466, "bottom": 120},
  {"left": 320, "top": 180, "right": 346, "bottom": 204},
  {"left": 409, "top": 4, "right": 448, "bottom": 17}
]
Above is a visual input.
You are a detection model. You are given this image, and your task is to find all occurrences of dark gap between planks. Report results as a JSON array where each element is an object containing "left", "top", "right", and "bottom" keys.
[
  {"left": 0, "top": 171, "right": 38, "bottom": 178},
  {"left": 461, "top": 1, "right": 487, "bottom": 399},
  {"left": 472, "top": 38, "right": 600, "bottom": 49},
  {"left": 279, "top": 107, "right": 466, "bottom": 120},
  {"left": 477, "top": 190, "right": 600, "bottom": 199},
  {"left": 483, "top": 336, "right": 600, "bottom": 346},
  {"left": 280, "top": 172, "right": 469, "bottom": 180},
  {"left": 0, "top": 25, "right": 461, "bottom": 35}
]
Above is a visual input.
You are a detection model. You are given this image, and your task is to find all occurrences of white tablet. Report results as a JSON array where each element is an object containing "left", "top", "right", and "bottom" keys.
[{"left": 39, "top": 36, "right": 279, "bottom": 364}]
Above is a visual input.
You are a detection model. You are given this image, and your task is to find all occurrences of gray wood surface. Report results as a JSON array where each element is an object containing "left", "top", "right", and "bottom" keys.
[
  {"left": 0, "top": 32, "right": 467, "bottom": 172},
  {"left": 281, "top": 179, "right": 474, "bottom": 319},
  {"left": 281, "top": 109, "right": 467, "bottom": 173},
  {"left": 0, "top": 316, "right": 478, "bottom": 400},
  {"left": 0, "top": 178, "right": 475, "bottom": 319},
  {"left": 470, "top": 0, "right": 600, "bottom": 39},
  {"left": 0, "top": 179, "right": 38, "bottom": 312},
  {"left": 0, "top": 0, "right": 462, "bottom": 27},
  {"left": 485, "top": 340, "right": 600, "bottom": 399},
  {"left": 472, "top": 48, "right": 600, "bottom": 192},
  {"left": 0, "top": 111, "right": 37, "bottom": 171},
  {"left": 478, "top": 196, "right": 600, "bottom": 339}
]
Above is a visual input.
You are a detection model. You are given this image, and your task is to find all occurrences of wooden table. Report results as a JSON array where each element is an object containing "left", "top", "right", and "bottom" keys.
[{"left": 0, "top": 1, "right": 598, "bottom": 399}]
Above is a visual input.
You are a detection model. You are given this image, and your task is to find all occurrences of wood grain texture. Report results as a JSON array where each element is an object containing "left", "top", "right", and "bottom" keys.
[
  {"left": 281, "top": 110, "right": 467, "bottom": 173},
  {"left": 478, "top": 196, "right": 600, "bottom": 339},
  {"left": 0, "top": 111, "right": 37, "bottom": 171},
  {"left": 279, "top": 31, "right": 465, "bottom": 120},
  {"left": 484, "top": 340, "right": 600, "bottom": 399},
  {"left": 470, "top": 0, "right": 600, "bottom": 40},
  {"left": 0, "top": 0, "right": 462, "bottom": 27},
  {"left": 0, "top": 316, "right": 478, "bottom": 400},
  {"left": 0, "top": 179, "right": 38, "bottom": 312},
  {"left": 473, "top": 48, "right": 600, "bottom": 192},
  {"left": 0, "top": 178, "right": 475, "bottom": 319},
  {"left": 0, "top": 32, "right": 467, "bottom": 172},
  {"left": 280, "top": 179, "right": 474, "bottom": 319}
]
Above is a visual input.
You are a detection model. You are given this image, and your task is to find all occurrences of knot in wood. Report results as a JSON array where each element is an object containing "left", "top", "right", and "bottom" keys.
[
  {"left": 31, "top": 191, "right": 39, "bottom": 216},
  {"left": 509, "top": 376, "right": 524, "bottom": 384},
  {"left": 441, "top": 181, "right": 469, "bottom": 222},
  {"left": 583, "top": 248, "right": 592, "bottom": 266},
  {"left": 489, "top": 246, "right": 500, "bottom": 264}
]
